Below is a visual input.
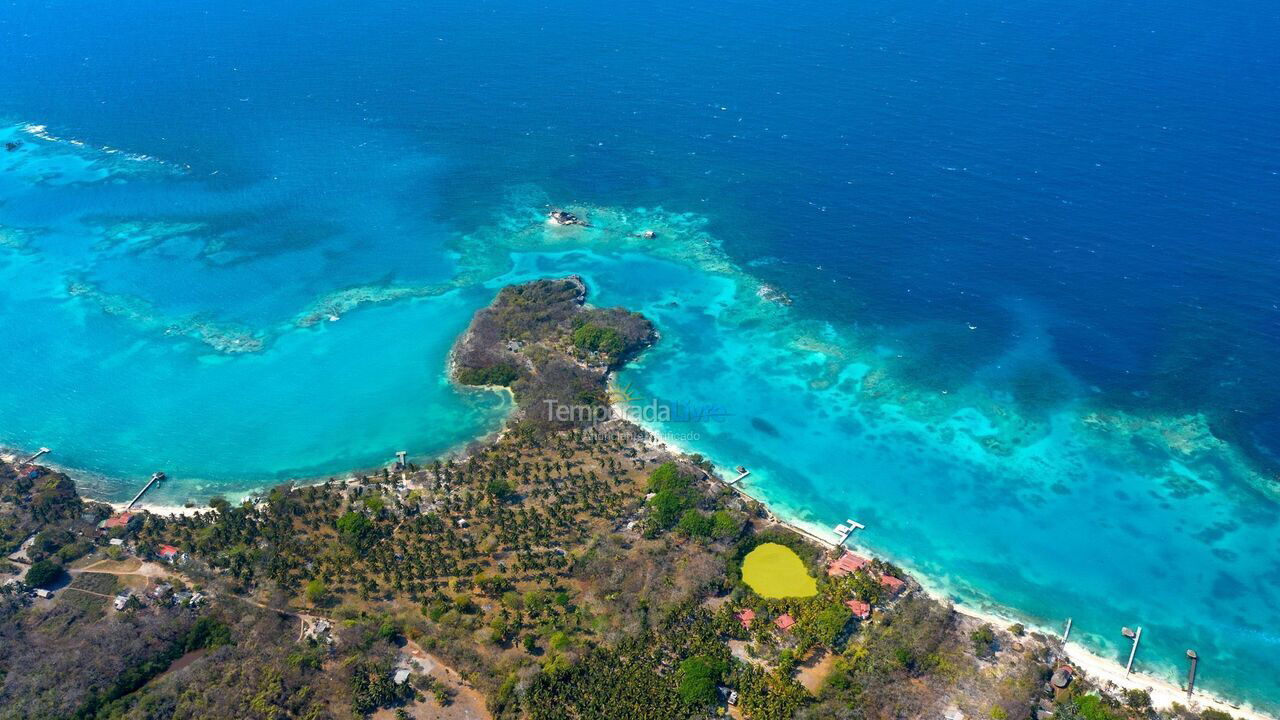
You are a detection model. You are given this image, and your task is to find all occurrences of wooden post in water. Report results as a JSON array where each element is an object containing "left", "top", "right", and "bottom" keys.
[{"left": 1186, "top": 650, "right": 1198, "bottom": 697}]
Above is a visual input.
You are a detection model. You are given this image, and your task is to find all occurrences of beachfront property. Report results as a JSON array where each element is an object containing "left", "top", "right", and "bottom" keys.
[
  {"left": 827, "top": 550, "right": 870, "bottom": 577},
  {"left": 99, "top": 512, "right": 135, "bottom": 531},
  {"left": 879, "top": 574, "right": 906, "bottom": 594}
]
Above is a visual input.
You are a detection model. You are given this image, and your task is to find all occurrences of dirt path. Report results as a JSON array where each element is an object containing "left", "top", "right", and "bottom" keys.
[
  {"left": 62, "top": 586, "right": 114, "bottom": 599},
  {"left": 77, "top": 558, "right": 175, "bottom": 579},
  {"left": 68, "top": 559, "right": 486, "bottom": 717},
  {"left": 374, "top": 638, "right": 491, "bottom": 720}
]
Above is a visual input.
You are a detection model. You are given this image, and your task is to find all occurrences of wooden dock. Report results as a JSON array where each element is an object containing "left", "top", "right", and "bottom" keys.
[
  {"left": 23, "top": 447, "right": 50, "bottom": 465},
  {"left": 126, "top": 472, "right": 166, "bottom": 510},
  {"left": 832, "top": 518, "right": 865, "bottom": 545}
]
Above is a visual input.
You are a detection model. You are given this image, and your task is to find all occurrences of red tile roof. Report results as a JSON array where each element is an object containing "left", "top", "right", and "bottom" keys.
[
  {"left": 774, "top": 613, "right": 796, "bottom": 631},
  {"left": 104, "top": 513, "right": 134, "bottom": 528},
  {"left": 879, "top": 574, "right": 905, "bottom": 591},
  {"left": 735, "top": 609, "right": 756, "bottom": 629},
  {"left": 844, "top": 599, "right": 872, "bottom": 619},
  {"left": 827, "top": 551, "right": 870, "bottom": 577},
  {"left": 158, "top": 544, "right": 179, "bottom": 558}
]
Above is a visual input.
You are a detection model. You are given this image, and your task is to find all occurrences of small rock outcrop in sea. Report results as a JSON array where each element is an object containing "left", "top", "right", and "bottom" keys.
[
  {"left": 757, "top": 283, "right": 793, "bottom": 306},
  {"left": 548, "top": 209, "right": 587, "bottom": 226},
  {"left": 450, "top": 275, "right": 655, "bottom": 429}
]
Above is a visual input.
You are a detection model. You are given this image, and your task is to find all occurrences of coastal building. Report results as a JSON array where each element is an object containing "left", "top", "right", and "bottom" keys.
[
  {"left": 844, "top": 599, "right": 872, "bottom": 620},
  {"left": 879, "top": 574, "right": 905, "bottom": 594},
  {"left": 101, "top": 513, "right": 135, "bottom": 530},
  {"left": 156, "top": 544, "right": 181, "bottom": 562},
  {"left": 827, "top": 551, "right": 870, "bottom": 577},
  {"left": 735, "top": 608, "right": 755, "bottom": 629},
  {"left": 774, "top": 613, "right": 796, "bottom": 632}
]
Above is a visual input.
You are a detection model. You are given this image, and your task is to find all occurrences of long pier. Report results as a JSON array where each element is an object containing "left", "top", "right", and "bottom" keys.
[
  {"left": 1123, "top": 626, "right": 1143, "bottom": 677},
  {"left": 126, "top": 472, "right": 165, "bottom": 510},
  {"left": 23, "top": 447, "right": 50, "bottom": 465}
]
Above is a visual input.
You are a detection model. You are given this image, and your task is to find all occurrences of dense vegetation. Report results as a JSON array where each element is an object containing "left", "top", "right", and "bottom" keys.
[
  {"left": 451, "top": 276, "right": 655, "bottom": 429},
  {"left": 0, "top": 282, "right": 1248, "bottom": 720}
]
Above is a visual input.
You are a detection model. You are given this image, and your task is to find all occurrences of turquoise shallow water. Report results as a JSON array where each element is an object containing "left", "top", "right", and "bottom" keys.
[
  {"left": 2, "top": 127, "right": 1279, "bottom": 710},
  {"left": 2, "top": 0, "right": 1279, "bottom": 710},
  {"left": 488, "top": 215, "right": 1280, "bottom": 711}
]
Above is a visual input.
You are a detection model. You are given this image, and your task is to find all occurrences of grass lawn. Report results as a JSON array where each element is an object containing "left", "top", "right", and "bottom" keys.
[{"left": 742, "top": 542, "right": 817, "bottom": 598}]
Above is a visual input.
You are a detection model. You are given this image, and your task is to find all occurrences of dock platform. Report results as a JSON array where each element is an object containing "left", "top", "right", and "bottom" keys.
[
  {"left": 832, "top": 518, "right": 865, "bottom": 545},
  {"left": 126, "top": 472, "right": 166, "bottom": 510}
]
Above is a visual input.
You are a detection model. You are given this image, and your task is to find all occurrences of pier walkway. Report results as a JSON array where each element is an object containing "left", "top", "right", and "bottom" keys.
[{"left": 125, "top": 472, "right": 166, "bottom": 510}]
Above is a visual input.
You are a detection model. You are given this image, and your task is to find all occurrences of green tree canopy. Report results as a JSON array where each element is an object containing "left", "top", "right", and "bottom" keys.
[
  {"left": 24, "top": 558, "right": 62, "bottom": 588},
  {"left": 678, "top": 509, "right": 713, "bottom": 537},
  {"left": 676, "top": 655, "right": 726, "bottom": 707},
  {"left": 572, "top": 323, "right": 624, "bottom": 355},
  {"left": 336, "top": 511, "right": 376, "bottom": 552}
]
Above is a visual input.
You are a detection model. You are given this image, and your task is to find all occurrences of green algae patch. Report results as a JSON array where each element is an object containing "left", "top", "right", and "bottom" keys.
[{"left": 742, "top": 542, "right": 817, "bottom": 598}]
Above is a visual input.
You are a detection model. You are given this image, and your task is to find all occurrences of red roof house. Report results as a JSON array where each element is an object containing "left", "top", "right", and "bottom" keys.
[
  {"left": 844, "top": 599, "right": 872, "bottom": 619},
  {"left": 879, "top": 574, "right": 905, "bottom": 593},
  {"left": 827, "top": 551, "right": 870, "bottom": 577},
  {"left": 103, "top": 512, "right": 134, "bottom": 529},
  {"left": 735, "top": 608, "right": 756, "bottom": 629},
  {"left": 774, "top": 613, "right": 796, "bottom": 631},
  {"left": 157, "top": 544, "right": 180, "bottom": 560}
]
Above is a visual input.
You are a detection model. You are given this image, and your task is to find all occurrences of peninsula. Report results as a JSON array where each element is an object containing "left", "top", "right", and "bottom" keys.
[{"left": 0, "top": 279, "right": 1259, "bottom": 720}]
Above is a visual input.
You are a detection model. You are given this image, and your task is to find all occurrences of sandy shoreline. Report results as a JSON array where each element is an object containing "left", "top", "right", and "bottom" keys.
[
  {"left": 623, "top": 412, "right": 1278, "bottom": 720},
  {"left": 7, "top": 422, "right": 1276, "bottom": 719}
]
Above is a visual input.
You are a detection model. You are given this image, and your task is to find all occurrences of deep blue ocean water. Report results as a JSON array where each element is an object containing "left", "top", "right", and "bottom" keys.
[{"left": 2, "top": 0, "right": 1279, "bottom": 711}]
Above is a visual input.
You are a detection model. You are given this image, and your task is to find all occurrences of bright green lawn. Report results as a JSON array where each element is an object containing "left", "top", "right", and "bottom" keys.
[{"left": 742, "top": 542, "right": 817, "bottom": 598}]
